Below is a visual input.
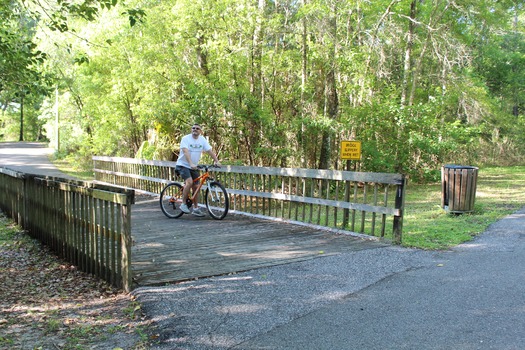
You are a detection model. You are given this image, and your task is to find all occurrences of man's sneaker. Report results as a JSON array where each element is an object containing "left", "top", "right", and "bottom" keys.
[
  {"left": 192, "top": 208, "right": 205, "bottom": 217},
  {"left": 180, "top": 203, "right": 191, "bottom": 214}
]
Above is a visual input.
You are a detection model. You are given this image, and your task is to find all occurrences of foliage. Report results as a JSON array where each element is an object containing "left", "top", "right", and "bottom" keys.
[
  {"left": 1, "top": 0, "right": 524, "bottom": 181},
  {"left": 0, "top": 0, "right": 53, "bottom": 141}
]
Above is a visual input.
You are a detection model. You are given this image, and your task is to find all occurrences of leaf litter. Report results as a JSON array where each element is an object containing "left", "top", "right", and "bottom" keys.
[{"left": 0, "top": 213, "right": 155, "bottom": 350}]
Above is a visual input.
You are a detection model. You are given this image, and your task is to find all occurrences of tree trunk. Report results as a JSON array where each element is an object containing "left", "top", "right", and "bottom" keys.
[
  {"left": 196, "top": 33, "right": 209, "bottom": 77},
  {"left": 300, "top": 0, "right": 308, "bottom": 167},
  {"left": 252, "top": 0, "right": 265, "bottom": 100},
  {"left": 512, "top": 5, "right": 521, "bottom": 116},
  {"left": 409, "top": 2, "right": 449, "bottom": 107},
  {"left": 19, "top": 95, "right": 24, "bottom": 142},
  {"left": 318, "top": 5, "right": 338, "bottom": 170},
  {"left": 358, "top": 0, "right": 398, "bottom": 105},
  {"left": 401, "top": 0, "right": 417, "bottom": 106}
]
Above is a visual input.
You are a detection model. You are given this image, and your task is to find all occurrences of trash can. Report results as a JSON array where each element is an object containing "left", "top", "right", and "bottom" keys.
[{"left": 441, "top": 165, "right": 479, "bottom": 213}]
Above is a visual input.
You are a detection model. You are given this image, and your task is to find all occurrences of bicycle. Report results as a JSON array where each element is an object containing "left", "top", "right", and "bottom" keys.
[{"left": 160, "top": 164, "right": 229, "bottom": 220}]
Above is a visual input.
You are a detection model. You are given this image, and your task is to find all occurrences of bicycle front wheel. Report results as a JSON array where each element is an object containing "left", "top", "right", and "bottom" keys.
[
  {"left": 205, "top": 181, "right": 229, "bottom": 220},
  {"left": 160, "top": 183, "right": 185, "bottom": 218}
]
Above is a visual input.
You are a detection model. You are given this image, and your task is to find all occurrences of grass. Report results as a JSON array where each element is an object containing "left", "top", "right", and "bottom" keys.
[
  {"left": 402, "top": 166, "right": 525, "bottom": 249},
  {"left": 50, "top": 154, "right": 95, "bottom": 181}
]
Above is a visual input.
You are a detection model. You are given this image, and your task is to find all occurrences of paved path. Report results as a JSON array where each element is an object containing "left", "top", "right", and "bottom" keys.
[
  {"left": 2, "top": 142, "right": 524, "bottom": 349},
  {"left": 0, "top": 141, "right": 74, "bottom": 179},
  {"left": 135, "top": 207, "right": 525, "bottom": 350},
  {"left": 236, "top": 209, "right": 525, "bottom": 349}
]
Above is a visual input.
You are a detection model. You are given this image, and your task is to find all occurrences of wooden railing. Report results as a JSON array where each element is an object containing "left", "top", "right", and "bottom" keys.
[
  {"left": 93, "top": 156, "right": 406, "bottom": 243},
  {"left": 0, "top": 167, "right": 135, "bottom": 292}
]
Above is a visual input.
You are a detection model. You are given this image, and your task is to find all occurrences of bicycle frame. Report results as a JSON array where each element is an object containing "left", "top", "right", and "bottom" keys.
[{"left": 186, "top": 171, "right": 211, "bottom": 202}]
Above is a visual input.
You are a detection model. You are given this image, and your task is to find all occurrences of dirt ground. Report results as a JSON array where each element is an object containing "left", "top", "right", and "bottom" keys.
[{"left": 0, "top": 213, "right": 156, "bottom": 350}]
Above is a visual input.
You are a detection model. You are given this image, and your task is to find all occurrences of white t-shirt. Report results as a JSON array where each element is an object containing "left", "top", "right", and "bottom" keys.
[{"left": 176, "top": 134, "right": 212, "bottom": 168}]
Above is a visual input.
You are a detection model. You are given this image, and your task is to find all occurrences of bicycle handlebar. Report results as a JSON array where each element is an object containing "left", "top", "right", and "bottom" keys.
[{"left": 197, "top": 164, "right": 221, "bottom": 170}]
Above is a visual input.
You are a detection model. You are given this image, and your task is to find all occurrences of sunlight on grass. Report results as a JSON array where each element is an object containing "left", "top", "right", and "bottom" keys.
[
  {"left": 50, "top": 154, "right": 94, "bottom": 181},
  {"left": 403, "top": 166, "right": 525, "bottom": 249}
]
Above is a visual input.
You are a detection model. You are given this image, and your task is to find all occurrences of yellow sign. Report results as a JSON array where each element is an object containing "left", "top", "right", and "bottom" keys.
[{"left": 341, "top": 141, "right": 361, "bottom": 160}]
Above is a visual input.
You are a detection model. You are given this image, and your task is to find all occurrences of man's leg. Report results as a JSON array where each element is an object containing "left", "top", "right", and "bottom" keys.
[
  {"left": 188, "top": 169, "right": 201, "bottom": 209},
  {"left": 189, "top": 169, "right": 205, "bottom": 217},
  {"left": 190, "top": 182, "right": 206, "bottom": 217},
  {"left": 192, "top": 183, "right": 200, "bottom": 209},
  {"left": 179, "top": 177, "right": 193, "bottom": 213},
  {"left": 182, "top": 177, "right": 193, "bottom": 202},
  {"left": 177, "top": 166, "right": 193, "bottom": 214}
]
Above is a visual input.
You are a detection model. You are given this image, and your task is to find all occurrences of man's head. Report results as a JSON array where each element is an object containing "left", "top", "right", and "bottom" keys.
[{"left": 191, "top": 123, "right": 202, "bottom": 138}]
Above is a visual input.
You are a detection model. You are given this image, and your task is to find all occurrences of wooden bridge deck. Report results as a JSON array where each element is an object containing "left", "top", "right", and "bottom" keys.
[{"left": 131, "top": 196, "right": 388, "bottom": 287}]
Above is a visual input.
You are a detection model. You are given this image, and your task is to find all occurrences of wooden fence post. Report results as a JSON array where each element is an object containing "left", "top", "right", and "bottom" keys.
[
  {"left": 393, "top": 175, "right": 407, "bottom": 244},
  {"left": 120, "top": 194, "right": 133, "bottom": 292}
]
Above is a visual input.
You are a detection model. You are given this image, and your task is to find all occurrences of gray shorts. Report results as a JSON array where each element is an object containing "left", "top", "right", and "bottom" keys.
[{"left": 176, "top": 165, "right": 200, "bottom": 183}]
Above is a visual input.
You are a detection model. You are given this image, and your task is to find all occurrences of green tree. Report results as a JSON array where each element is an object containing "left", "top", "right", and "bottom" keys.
[
  {"left": 0, "top": 0, "right": 52, "bottom": 141},
  {"left": 19, "top": 0, "right": 525, "bottom": 181}
]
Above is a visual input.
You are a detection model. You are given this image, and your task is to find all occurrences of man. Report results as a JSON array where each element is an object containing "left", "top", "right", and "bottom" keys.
[{"left": 175, "top": 123, "right": 221, "bottom": 216}]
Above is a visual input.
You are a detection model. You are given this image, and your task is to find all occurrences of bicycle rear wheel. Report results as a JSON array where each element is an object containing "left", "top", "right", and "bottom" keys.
[
  {"left": 160, "top": 183, "right": 185, "bottom": 218},
  {"left": 205, "top": 181, "right": 229, "bottom": 220}
]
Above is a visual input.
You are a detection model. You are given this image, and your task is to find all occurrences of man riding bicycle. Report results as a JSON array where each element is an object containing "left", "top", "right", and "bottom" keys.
[{"left": 175, "top": 123, "right": 221, "bottom": 217}]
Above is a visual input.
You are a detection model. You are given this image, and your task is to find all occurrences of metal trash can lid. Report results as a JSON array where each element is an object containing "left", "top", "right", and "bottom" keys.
[{"left": 443, "top": 164, "right": 478, "bottom": 170}]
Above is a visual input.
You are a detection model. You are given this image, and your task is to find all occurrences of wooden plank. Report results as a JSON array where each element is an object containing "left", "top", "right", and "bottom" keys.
[
  {"left": 131, "top": 198, "right": 387, "bottom": 287},
  {"left": 0, "top": 167, "right": 25, "bottom": 178}
]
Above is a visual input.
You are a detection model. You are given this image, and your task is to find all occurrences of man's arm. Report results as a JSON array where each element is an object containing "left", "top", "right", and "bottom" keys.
[
  {"left": 182, "top": 148, "right": 197, "bottom": 169},
  {"left": 206, "top": 149, "right": 221, "bottom": 166}
]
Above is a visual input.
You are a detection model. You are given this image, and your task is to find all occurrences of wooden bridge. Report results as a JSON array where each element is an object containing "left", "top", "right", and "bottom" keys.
[
  {"left": 0, "top": 144, "right": 404, "bottom": 291},
  {"left": 131, "top": 195, "right": 387, "bottom": 287}
]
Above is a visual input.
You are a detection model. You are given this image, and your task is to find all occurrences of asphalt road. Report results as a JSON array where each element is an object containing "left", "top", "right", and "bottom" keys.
[
  {"left": 0, "top": 141, "right": 74, "bottom": 179},
  {"left": 134, "top": 209, "right": 525, "bottom": 350},
  {"left": 1, "top": 142, "right": 524, "bottom": 349}
]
